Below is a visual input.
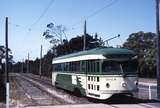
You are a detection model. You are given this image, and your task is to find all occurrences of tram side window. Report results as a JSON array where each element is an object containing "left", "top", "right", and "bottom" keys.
[
  {"left": 68, "top": 61, "right": 80, "bottom": 72},
  {"left": 64, "top": 62, "right": 70, "bottom": 72},
  {"left": 75, "top": 61, "right": 80, "bottom": 72},
  {"left": 96, "top": 61, "right": 99, "bottom": 72},
  {"left": 121, "top": 60, "right": 138, "bottom": 73},
  {"left": 53, "top": 64, "right": 60, "bottom": 71},
  {"left": 87, "top": 60, "right": 99, "bottom": 73},
  {"left": 72, "top": 61, "right": 80, "bottom": 72},
  {"left": 102, "top": 61, "right": 121, "bottom": 74},
  {"left": 81, "top": 61, "right": 86, "bottom": 73},
  {"left": 65, "top": 62, "right": 69, "bottom": 72},
  {"left": 72, "top": 62, "right": 76, "bottom": 71},
  {"left": 61, "top": 63, "right": 64, "bottom": 71},
  {"left": 69, "top": 62, "right": 72, "bottom": 71}
]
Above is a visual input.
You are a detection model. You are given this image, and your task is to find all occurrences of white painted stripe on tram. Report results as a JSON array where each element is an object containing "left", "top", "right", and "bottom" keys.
[
  {"left": 52, "top": 54, "right": 106, "bottom": 64},
  {"left": 52, "top": 72, "right": 136, "bottom": 77},
  {"left": 139, "top": 82, "right": 157, "bottom": 86}
]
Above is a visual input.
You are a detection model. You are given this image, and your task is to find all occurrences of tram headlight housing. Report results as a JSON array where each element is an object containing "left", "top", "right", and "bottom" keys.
[
  {"left": 134, "top": 81, "right": 138, "bottom": 86},
  {"left": 106, "top": 83, "right": 110, "bottom": 88},
  {"left": 121, "top": 82, "right": 127, "bottom": 87}
]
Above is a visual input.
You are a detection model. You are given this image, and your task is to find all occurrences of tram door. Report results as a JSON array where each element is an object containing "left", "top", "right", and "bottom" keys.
[{"left": 85, "top": 60, "right": 100, "bottom": 96}]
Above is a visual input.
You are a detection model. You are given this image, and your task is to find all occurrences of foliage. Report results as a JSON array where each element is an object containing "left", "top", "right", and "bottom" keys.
[
  {"left": 0, "top": 45, "right": 14, "bottom": 63},
  {"left": 41, "top": 50, "right": 54, "bottom": 77},
  {"left": 55, "top": 33, "right": 103, "bottom": 56},
  {"left": 43, "top": 23, "right": 67, "bottom": 45},
  {"left": 123, "top": 31, "right": 156, "bottom": 78}
]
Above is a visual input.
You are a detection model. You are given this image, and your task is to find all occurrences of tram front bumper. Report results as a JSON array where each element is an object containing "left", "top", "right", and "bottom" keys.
[{"left": 100, "top": 88, "right": 138, "bottom": 94}]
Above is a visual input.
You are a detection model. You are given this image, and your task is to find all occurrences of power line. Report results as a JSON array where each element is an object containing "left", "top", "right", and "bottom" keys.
[
  {"left": 86, "top": 0, "right": 119, "bottom": 20},
  {"left": 8, "top": 21, "right": 43, "bottom": 32},
  {"left": 5, "top": 0, "right": 55, "bottom": 31},
  {"left": 70, "top": 0, "right": 119, "bottom": 30},
  {"left": 31, "top": 0, "right": 55, "bottom": 26}
]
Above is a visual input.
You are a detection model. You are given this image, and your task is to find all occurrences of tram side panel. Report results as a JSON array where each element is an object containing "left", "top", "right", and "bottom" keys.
[{"left": 52, "top": 72, "right": 87, "bottom": 95}]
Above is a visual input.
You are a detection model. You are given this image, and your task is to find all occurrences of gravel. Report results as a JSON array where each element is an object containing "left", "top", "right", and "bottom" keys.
[{"left": 10, "top": 73, "right": 91, "bottom": 108}]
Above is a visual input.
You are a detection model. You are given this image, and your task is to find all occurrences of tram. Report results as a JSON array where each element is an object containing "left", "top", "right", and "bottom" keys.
[{"left": 52, "top": 47, "right": 138, "bottom": 100}]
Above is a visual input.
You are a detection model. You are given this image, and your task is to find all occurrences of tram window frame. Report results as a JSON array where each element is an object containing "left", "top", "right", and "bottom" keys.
[
  {"left": 94, "top": 85, "right": 96, "bottom": 90},
  {"left": 94, "top": 76, "right": 96, "bottom": 81},
  {"left": 86, "top": 60, "right": 100, "bottom": 73}
]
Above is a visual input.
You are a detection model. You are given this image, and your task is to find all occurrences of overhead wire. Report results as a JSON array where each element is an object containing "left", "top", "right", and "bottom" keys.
[
  {"left": 6, "top": 0, "right": 55, "bottom": 33},
  {"left": 5, "top": 0, "right": 119, "bottom": 38},
  {"left": 70, "top": 0, "right": 119, "bottom": 30},
  {"left": 30, "top": 0, "right": 55, "bottom": 27}
]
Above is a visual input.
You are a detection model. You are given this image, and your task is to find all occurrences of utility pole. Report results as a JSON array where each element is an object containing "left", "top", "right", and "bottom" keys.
[
  {"left": 5, "top": 17, "right": 9, "bottom": 108},
  {"left": 27, "top": 53, "right": 29, "bottom": 73},
  {"left": 21, "top": 59, "right": 24, "bottom": 73},
  {"left": 156, "top": 0, "right": 160, "bottom": 99},
  {"left": 83, "top": 20, "right": 87, "bottom": 51},
  {"left": 39, "top": 45, "right": 42, "bottom": 78}
]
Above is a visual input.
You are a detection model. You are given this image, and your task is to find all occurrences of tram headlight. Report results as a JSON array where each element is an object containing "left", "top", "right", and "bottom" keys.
[
  {"left": 106, "top": 83, "right": 110, "bottom": 88},
  {"left": 134, "top": 81, "right": 138, "bottom": 86},
  {"left": 121, "top": 82, "right": 127, "bottom": 87}
]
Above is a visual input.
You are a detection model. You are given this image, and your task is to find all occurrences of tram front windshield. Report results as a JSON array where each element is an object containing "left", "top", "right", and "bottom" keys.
[{"left": 102, "top": 60, "right": 138, "bottom": 75}]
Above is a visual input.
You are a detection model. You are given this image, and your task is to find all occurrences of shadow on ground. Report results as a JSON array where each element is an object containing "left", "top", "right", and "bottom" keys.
[
  {"left": 87, "top": 94, "right": 160, "bottom": 104},
  {"left": 0, "top": 84, "right": 6, "bottom": 103}
]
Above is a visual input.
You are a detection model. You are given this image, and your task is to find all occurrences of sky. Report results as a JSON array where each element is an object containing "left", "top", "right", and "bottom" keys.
[{"left": 0, "top": 0, "right": 156, "bottom": 62}]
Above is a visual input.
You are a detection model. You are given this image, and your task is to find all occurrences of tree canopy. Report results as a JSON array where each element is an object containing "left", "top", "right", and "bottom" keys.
[
  {"left": 0, "top": 45, "right": 14, "bottom": 63},
  {"left": 123, "top": 31, "right": 156, "bottom": 77}
]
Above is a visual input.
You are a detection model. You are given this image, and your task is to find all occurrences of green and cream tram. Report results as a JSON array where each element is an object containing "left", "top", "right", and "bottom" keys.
[{"left": 52, "top": 47, "right": 138, "bottom": 100}]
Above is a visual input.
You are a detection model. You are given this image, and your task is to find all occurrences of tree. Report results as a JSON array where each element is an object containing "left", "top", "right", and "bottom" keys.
[
  {"left": 43, "top": 23, "right": 67, "bottom": 45},
  {"left": 42, "top": 50, "right": 54, "bottom": 77},
  {"left": 123, "top": 31, "right": 156, "bottom": 77},
  {"left": 55, "top": 33, "right": 103, "bottom": 56},
  {"left": 0, "top": 45, "right": 14, "bottom": 63}
]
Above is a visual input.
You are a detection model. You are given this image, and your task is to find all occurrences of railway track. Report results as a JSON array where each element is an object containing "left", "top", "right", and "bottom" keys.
[
  {"left": 10, "top": 74, "right": 74, "bottom": 107},
  {"left": 22, "top": 73, "right": 91, "bottom": 104},
  {"left": 11, "top": 76, "right": 38, "bottom": 106}
]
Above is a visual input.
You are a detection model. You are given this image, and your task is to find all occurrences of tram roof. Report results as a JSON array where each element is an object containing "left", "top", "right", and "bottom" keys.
[{"left": 53, "top": 47, "right": 135, "bottom": 62}]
